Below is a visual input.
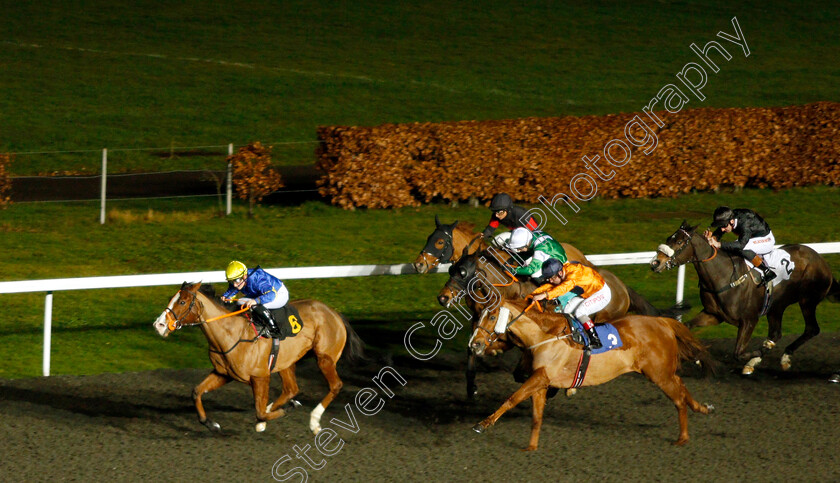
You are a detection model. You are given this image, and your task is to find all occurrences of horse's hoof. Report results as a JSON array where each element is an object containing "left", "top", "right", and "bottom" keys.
[
  {"left": 255, "top": 421, "right": 267, "bottom": 432},
  {"left": 565, "top": 388, "right": 577, "bottom": 397},
  {"left": 704, "top": 403, "right": 715, "bottom": 414},
  {"left": 202, "top": 420, "right": 221, "bottom": 432},
  {"left": 289, "top": 398, "right": 303, "bottom": 409},
  {"left": 829, "top": 373, "right": 840, "bottom": 384},
  {"left": 266, "top": 402, "right": 273, "bottom": 412},
  {"left": 741, "top": 365, "right": 755, "bottom": 376},
  {"left": 520, "top": 445, "right": 538, "bottom": 452},
  {"left": 472, "top": 423, "right": 486, "bottom": 434},
  {"left": 310, "top": 425, "right": 321, "bottom": 435},
  {"left": 780, "top": 354, "right": 792, "bottom": 371},
  {"left": 672, "top": 438, "right": 689, "bottom": 446}
]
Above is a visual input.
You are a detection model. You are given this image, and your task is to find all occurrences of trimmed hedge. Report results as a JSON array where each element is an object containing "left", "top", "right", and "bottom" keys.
[{"left": 316, "top": 102, "right": 840, "bottom": 209}]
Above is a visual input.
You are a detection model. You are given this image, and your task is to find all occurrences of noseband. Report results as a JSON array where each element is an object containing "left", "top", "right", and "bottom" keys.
[
  {"left": 656, "top": 228, "right": 716, "bottom": 270},
  {"left": 165, "top": 291, "right": 202, "bottom": 331}
]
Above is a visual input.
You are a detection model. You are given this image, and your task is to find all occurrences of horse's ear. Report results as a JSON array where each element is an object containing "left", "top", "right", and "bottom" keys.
[
  {"left": 690, "top": 223, "right": 700, "bottom": 233},
  {"left": 180, "top": 281, "right": 188, "bottom": 290},
  {"left": 435, "top": 214, "right": 441, "bottom": 228},
  {"left": 449, "top": 220, "right": 459, "bottom": 231},
  {"left": 461, "top": 244, "right": 471, "bottom": 259}
]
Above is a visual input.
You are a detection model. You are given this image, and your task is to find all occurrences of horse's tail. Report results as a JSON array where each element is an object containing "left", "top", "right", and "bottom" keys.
[
  {"left": 665, "top": 317, "right": 718, "bottom": 377},
  {"left": 827, "top": 277, "right": 840, "bottom": 303},
  {"left": 627, "top": 286, "right": 690, "bottom": 318},
  {"left": 340, "top": 315, "right": 367, "bottom": 366}
]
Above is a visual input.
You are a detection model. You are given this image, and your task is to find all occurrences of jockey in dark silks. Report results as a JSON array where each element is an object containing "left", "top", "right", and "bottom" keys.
[
  {"left": 703, "top": 206, "right": 777, "bottom": 284},
  {"left": 482, "top": 193, "right": 539, "bottom": 246},
  {"left": 221, "top": 261, "right": 290, "bottom": 338}
]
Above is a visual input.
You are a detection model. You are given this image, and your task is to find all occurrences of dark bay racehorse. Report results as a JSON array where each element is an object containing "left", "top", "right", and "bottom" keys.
[
  {"left": 152, "top": 282, "right": 364, "bottom": 433},
  {"left": 469, "top": 298, "right": 714, "bottom": 450},
  {"left": 650, "top": 221, "right": 840, "bottom": 375}
]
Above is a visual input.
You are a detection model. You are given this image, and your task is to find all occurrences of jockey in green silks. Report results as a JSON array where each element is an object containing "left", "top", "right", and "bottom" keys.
[{"left": 505, "top": 227, "right": 568, "bottom": 282}]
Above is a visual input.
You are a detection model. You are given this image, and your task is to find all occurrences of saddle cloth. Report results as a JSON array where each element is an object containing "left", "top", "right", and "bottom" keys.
[
  {"left": 570, "top": 319, "right": 624, "bottom": 355},
  {"left": 271, "top": 304, "right": 304, "bottom": 339},
  {"left": 746, "top": 248, "right": 795, "bottom": 287}
]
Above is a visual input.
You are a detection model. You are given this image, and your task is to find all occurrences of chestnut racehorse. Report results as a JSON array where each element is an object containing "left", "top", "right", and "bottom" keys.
[
  {"left": 152, "top": 282, "right": 364, "bottom": 434},
  {"left": 469, "top": 299, "right": 715, "bottom": 451},
  {"left": 412, "top": 215, "right": 591, "bottom": 274},
  {"left": 650, "top": 221, "right": 840, "bottom": 375}
]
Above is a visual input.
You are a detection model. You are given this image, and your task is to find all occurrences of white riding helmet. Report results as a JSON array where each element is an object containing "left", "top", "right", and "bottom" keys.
[{"left": 507, "top": 228, "right": 533, "bottom": 250}]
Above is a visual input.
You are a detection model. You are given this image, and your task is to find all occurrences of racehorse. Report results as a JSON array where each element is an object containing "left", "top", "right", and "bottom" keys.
[
  {"left": 650, "top": 221, "right": 840, "bottom": 375},
  {"left": 469, "top": 299, "right": 715, "bottom": 451},
  {"left": 412, "top": 215, "right": 591, "bottom": 274},
  {"left": 419, "top": 216, "right": 670, "bottom": 317},
  {"left": 442, "top": 246, "right": 678, "bottom": 398},
  {"left": 152, "top": 282, "right": 364, "bottom": 434}
]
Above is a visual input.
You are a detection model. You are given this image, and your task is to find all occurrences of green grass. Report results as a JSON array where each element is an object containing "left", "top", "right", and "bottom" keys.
[
  {"left": 3, "top": 1, "right": 840, "bottom": 173},
  {"left": 1, "top": 186, "right": 839, "bottom": 378}
]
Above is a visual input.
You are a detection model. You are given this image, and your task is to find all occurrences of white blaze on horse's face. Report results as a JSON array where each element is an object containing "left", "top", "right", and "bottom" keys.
[{"left": 152, "top": 292, "right": 181, "bottom": 337}]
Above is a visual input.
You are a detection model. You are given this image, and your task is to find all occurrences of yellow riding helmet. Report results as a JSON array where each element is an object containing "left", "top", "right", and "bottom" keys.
[{"left": 225, "top": 261, "right": 247, "bottom": 281}]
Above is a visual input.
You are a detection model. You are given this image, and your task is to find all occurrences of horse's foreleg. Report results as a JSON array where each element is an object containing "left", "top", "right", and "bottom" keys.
[
  {"left": 252, "top": 376, "right": 288, "bottom": 432},
  {"left": 466, "top": 349, "right": 478, "bottom": 400},
  {"left": 193, "top": 371, "right": 231, "bottom": 432},
  {"left": 311, "top": 355, "right": 343, "bottom": 435},
  {"left": 733, "top": 319, "right": 763, "bottom": 375},
  {"left": 473, "top": 368, "right": 550, "bottom": 434},
  {"left": 523, "top": 388, "right": 548, "bottom": 452},
  {"left": 269, "top": 366, "right": 301, "bottom": 411}
]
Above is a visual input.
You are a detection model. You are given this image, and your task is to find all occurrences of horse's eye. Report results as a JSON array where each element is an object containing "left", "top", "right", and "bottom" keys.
[
  {"left": 459, "top": 268, "right": 467, "bottom": 278},
  {"left": 179, "top": 300, "right": 186, "bottom": 305},
  {"left": 435, "top": 239, "right": 445, "bottom": 249}
]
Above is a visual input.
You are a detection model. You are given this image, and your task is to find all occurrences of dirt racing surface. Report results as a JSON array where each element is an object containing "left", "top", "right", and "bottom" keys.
[{"left": 2, "top": 334, "right": 840, "bottom": 483}]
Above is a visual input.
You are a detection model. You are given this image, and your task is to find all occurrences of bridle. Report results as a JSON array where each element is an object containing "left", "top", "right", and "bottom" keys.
[
  {"left": 420, "top": 227, "right": 455, "bottom": 268},
  {"left": 656, "top": 227, "right": 717, "bottom": 270},
  {"left": 165, "top": 288, "right": 249, "bottom": 332}
]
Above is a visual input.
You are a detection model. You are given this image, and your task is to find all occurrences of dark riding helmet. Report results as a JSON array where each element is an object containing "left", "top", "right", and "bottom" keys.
[
  {"left": 489, "top": 193, "right": 513, "bottom": 212},
  {"left": 541, "top": 258, "right": 564, "bottom": 280},
  {"left": 710, "top": 206, "right": 735, "bottom": 228}
]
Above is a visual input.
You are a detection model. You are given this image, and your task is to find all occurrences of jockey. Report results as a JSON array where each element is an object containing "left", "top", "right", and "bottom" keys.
[
  {"left": 505, "top": 227, "right": 568, "bottom": 282},
  {"left": 530, "top": 258, "right": 611, "bottom": 349},
  {"left": 221, "top": 260, "right": 290, "bottom": 338},
  {"left": 482, "top": 193, "right": 539, "bottom": 247},
  {"left": 703, "top": 206, "right": 777, "bottom": 284}
]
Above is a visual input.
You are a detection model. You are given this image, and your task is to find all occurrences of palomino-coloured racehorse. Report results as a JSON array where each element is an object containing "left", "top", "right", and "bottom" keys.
[
  {"left": 650, "top": 221, "right": 840, "bottom": 375},
  {"left": 152, "top": 282, "right": 364, "bottom": 434},
  {"left": 469, "top": 299, "right": 715, "bottom": 450}
]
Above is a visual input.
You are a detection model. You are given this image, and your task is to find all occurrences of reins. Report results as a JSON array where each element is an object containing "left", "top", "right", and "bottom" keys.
[{"left": 166, "top": 291, "right": 262, "bottom": 355}]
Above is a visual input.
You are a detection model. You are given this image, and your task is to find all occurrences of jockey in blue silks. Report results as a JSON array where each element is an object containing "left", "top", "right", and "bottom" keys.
[{"left": 221, "top": 260, "right": 289, "bottom": 337}]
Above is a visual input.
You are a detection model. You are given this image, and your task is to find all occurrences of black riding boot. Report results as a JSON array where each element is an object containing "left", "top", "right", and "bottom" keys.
[
  {"left": 584, "top": 324, "right": 602, "bottom": 350},
  {"left": 252, "top": 305, "right": 283, "bottom": 339},
  {"left": 758, "top": 262, "right": 776, "bottom": 285}
]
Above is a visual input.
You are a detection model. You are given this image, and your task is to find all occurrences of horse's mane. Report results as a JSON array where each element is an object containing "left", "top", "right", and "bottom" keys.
[{"left": 454, "top": 221, "right": 477, "bottom": 234}]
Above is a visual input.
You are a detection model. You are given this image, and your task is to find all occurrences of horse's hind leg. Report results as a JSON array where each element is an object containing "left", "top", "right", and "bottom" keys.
[
  {"left": 193, "top": 371, "right": 231, "bottom": 432},
  {"left": 781, "top": 301, "right": 821, "bottom": 369},
  {"left": 646, "top": 370, "right": 713, "bottom": 446},
  {"left": 269, "top": 366, "right": 301, "bottom": 411},
  {"left": 310, "top": 355, "right": 343, "bottom": 435},
  {"left": 251, "top": 376, "right": 290, "bottom": 432},
  {"left": 466, "top": 350, "right": 478, "bottom": 400}
]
